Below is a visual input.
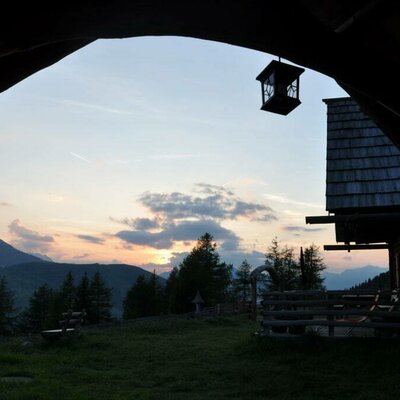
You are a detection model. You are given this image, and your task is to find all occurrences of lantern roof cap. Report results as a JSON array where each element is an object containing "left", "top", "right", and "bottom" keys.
[
  {"left": 256, "top": 60, "right": 305, "bottom": 83},
  {"left": 192, "top": 290, "right": 205, "bottom": 304}
]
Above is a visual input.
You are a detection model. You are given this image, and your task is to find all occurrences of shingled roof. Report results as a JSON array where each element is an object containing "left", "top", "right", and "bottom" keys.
[{"left": 325, "top": 97, "right": 400, "bottom": 212}]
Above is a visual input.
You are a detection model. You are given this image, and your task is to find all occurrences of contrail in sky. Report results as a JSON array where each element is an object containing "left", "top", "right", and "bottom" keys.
[{"left": 70, "top": 152, "right": 90, "bottom": 163}]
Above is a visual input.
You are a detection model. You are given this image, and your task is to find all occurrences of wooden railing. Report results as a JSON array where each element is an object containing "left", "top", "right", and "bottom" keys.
[{"left": 261, "top": 290, "right": 400, "bottom": 337}]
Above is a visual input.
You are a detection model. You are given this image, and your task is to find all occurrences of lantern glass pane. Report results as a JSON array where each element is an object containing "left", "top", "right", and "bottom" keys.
[
  {"left": 263, "top": 73, "right": 275, "bottom": 101},
  {"left": 287, "top": 79, "right": 298, "bottom": 98}
]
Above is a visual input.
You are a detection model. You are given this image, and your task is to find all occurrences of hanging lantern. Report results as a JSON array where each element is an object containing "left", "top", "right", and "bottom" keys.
[{"left": 256, "top": 60, "right": 305, "bottom": 115}]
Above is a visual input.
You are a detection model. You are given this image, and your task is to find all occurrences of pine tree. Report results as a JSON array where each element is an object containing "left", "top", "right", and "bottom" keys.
[
  {"left": 0, "top": 277, "right": 15, "bottom": 335},
  {"left": 123, "top": 275, "right": 153, "bottom": 319},
  {"left": 167, "top": 233, "right": 232, "bottom": 313},
  {"left": 165, "top": 267, "right": 179, "bottom": 312},
  {"left": 89, "top": 272, "right": 112, "bottom": 323},
  {"left": 25, "top": 284, "right": 54, "bottom": 332},
  {"left": 76, "top": 272, "right": 92, "bottom": 318},
  {"left": 265, "top": 238, "right": 299, "bottom": 291},
  {"left": 45, "top": 291, "right": 64, "bottom": 329},
  {"left": 60, "top": 271, "right": 76, "bottom": 312},
  {"left": 302, "top": 244, "right": 326, "bottom": 290},
  {"left": 232, "top": 260, "right": 252, "bottom": 302}
]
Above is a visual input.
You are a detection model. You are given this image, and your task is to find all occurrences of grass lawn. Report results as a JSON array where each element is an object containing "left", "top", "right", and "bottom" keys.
[{"left": 1, "top": 316, "right": 400, "bottom": 399}]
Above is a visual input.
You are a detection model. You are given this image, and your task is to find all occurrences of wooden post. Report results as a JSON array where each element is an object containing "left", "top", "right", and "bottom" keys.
[
  {"left": 251, "top": 277, "right": 257, "bottom": 320},
  {"left": 388, "top": 242, "right": 397, "bottom": 291},
  {"left": 300, "top": 246, "right": 306, "bottom": 290},
  {"left": 327, "top": 294, "right": 334, "bottom": 337}
]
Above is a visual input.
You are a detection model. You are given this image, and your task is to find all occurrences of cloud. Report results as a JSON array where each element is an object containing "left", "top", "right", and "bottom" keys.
[
  {"left": 282, "top": 225, "right": 324, "bottom": 233},
  {"left": 252, "top": 214, "right": 278, "bottom": 222},
  {"left": 113, "top": 184, "right": 276, "bottom": 254},
  {"left": 116, "top": 230, "right": 173, "bottom": 250},
  {"left": 148, "top": 154, "right": 202, "bottom": 160},
  {"left": 8, "top": 219, "right": 55, "bottom": 252},
  {"left": 195, "top": 183, "right": 234, "bottom": 196},
  {"left": 0, "top": 201, "right": 11, "bottom": 207},
  {"left": 139, "top": 184, "right": 275, "bottom": 222},
  {"left": 116, "top": 219, "right": 240, "bottom": 251},
  {"left": 76, "top": 234, "right": 105, "bottom": 245},
  {"left": 110, "top": 217, "right": 160, "bottom": 231},
  {"left": 57, "top": 98, "right": 134, "bottom": 115},
  {"left": 73, "top": 253, "right": 90, "bottom": 259},
  {"left": 264, "top": 193, "right": 324, "bottom": 209},
  {"left": 70, "top": 152, "right": 90, "bottom": 163}
]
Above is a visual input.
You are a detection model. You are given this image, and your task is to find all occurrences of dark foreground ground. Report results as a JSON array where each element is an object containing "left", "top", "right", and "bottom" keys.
[{"left": 1, "top": 316, "right": 400, "bottom": 399}]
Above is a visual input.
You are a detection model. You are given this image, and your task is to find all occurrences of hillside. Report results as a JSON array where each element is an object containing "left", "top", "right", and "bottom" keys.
[
  {"left": 322, "top": 265, "right": 387, "bottom": 289},
  {"left": 351, "top": 270, "right": 390, "bottom": 290},
  {"left": 0, "top": 262, "right": 164, "bottom": 317},
  {"left": 0, "top": 239, "right": 43, "bottom": 267}
]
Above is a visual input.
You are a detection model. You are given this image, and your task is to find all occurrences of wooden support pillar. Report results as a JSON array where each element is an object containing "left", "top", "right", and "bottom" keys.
[
  {"left": 389, "top": 241, "right": 400, "bottom": 290},
  {"left": 251, "top": 277, "right": 257, "bottom": 321}
]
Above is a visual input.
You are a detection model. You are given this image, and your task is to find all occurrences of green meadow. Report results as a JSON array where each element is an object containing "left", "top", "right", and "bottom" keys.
[{"left": 1, "top": 316, "right": 400, "bottom": 400}]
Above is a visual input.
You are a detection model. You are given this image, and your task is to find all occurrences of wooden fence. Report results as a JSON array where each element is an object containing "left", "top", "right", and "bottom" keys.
[{"left": 261, "top": 289, "right": 400, "bottom": 337}]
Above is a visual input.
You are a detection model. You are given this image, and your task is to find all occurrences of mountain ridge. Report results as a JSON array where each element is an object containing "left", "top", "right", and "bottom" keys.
[
  {"left": 323, "top": 265, "right": 387, "bottom": 290},
  {"left": 0, "top": 239, "right": 43, "bottom": 267},
  {"left": 0, "top": 239, "right": 164, "bottom": 317},
  {"left": 0, "top": 261, "right": 164, "bottom": 317}
]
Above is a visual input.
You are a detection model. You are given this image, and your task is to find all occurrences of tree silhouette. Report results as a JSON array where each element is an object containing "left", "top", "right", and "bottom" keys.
[
  {"left": 60, "top": 271, "right": 76, "bottom": 311},
  {"left": 232, "top": 260, "right": 252, "bottom": 302},
  {"left": 24, "top": 284, "right": 54, "bottom": 331},
  {"left": 89, "top": 272, "right": 113, "bottom": 323},
  {"left": 167, "top": 233, "right": 232, "bottom": 313},
  {"left": 265, "top": 238, "right": 299, "bottom": 291},
  {"left": 302, "top": 244, "right": 326, "bottom": 290},
  {"left": 0, "top": 277, "right": 15, "bottom": 335}
]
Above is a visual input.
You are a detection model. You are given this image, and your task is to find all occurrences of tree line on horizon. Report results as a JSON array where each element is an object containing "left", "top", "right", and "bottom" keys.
[
  {"left": 122, "top": 234, "right": 327, "bottom": 319},
  {"left": 0, "top": 271, "right": 113, "bottom": 335},
  {"left": 0, "top": 233, "right": 327, "bottom": 334}
]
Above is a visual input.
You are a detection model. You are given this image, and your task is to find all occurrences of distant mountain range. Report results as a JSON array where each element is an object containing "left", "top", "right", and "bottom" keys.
[
  {"left": 0, "top": 239, "right": 164, "bottom": 317},
  {"left": 322, "top": 265, "right": 388, "bottom": 290},
  {"left": 159, "top": 271, "right": 171, "bottom": 280}
]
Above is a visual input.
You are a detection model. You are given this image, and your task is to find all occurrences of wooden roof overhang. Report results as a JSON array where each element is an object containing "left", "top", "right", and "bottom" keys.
[{"left": 306, "top": 213, "right": 400, "bottom": 247}]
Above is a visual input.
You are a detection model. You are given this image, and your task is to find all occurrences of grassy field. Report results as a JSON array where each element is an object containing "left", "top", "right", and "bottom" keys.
[{"left": 1, "top": 316, "right": 400, "bottom": 399}]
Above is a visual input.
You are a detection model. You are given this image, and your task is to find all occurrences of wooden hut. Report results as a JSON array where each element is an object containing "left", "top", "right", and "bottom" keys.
[{"left": 306, "top": 97, "right": 400, "bottom": 289}]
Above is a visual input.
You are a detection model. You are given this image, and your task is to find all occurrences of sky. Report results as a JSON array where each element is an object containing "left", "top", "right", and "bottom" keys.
[{"left": 0, "top": 36, "right": 389, "bottom": 272}]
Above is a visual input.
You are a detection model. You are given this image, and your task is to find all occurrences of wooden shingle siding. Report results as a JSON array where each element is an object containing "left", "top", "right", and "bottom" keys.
[
  {"left": 327, "top": 136, "right": 390, "bottom": 149},
  {"left": 328, "top": 145, "right": 399, "bottom": 159},
  {"left": 328, "top": 127, "right": 384, "bottom": 140},
  {"left": 327, "top": 193, "right": 400, "bottom": 209},
  {"left": 327, "top": 167, "right": 400, "bottom": 182},
  {"left": 324, "top": 98, "right": 400, "bottom": 211},
  {"left": 327, "top": 180, "right": 400, "bottom": 195},
  {"left": 328, "top": 120, "right": 380, "bottom": 130},
  {"left": 327, "top": 111, "right": 368, "bottom": 123},
  {"left": 327, "top": 156, "right": 400, "bottom": 171}
]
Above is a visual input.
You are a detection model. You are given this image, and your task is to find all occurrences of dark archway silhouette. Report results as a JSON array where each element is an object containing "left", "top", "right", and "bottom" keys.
[{"left": 1, "top": 1, "right": 400, "bottom": 145}]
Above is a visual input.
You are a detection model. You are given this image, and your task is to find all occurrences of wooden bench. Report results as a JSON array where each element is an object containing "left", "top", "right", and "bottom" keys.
[
  {"left": 261, "top": 290, "right": 400, "bottom": 337},
  {"left": 41, "top": 310, "right": 86, "bottom": 340}
]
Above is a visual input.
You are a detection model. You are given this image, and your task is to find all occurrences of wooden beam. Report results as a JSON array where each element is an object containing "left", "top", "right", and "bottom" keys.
[
  {"left": 305, "top": 215, "right": 336, "bottom": 224},
  {"left": 306, "top": 213, "right": 400, "bottom": 225},
  {"left": 324, "top": 244, "right": 388, "bottom": 251}
]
